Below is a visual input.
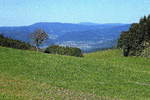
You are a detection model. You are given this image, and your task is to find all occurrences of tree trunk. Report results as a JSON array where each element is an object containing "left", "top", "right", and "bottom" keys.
[{"left": 36, "top": 45, "right": 39, "bottom": 52}]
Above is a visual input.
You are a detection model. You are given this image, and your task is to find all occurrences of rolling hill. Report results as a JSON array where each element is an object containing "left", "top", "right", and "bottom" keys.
[{"left": 0, "top": 46, "right": 150, "bottom": 100}]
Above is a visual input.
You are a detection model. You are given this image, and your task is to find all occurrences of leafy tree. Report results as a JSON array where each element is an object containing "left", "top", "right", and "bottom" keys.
[{"left": 30, "top": 29, "right": 48, "bottom": 51}]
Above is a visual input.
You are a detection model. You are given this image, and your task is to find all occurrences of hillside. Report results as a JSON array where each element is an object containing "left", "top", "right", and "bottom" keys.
[{"left": 0, "top": 47, "right": 150, "bottom": 100}]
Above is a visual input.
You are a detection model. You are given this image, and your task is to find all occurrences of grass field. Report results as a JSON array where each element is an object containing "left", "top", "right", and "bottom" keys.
[{"left": 0, "top": 46, "right": 150, "bottom": 100}]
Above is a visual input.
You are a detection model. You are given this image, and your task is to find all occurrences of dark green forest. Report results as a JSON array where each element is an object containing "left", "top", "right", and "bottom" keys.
[
  {"left": 118, "top": 15, "right": 150, "bottom": 57},
  {"left": 0, "top": 34, "right": 33, "bottom": 50}
]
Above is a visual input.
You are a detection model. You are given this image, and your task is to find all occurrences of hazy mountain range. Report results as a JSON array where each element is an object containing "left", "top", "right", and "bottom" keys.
[{"left": 0, "top": 22, "right": 130, "bottom": 52}]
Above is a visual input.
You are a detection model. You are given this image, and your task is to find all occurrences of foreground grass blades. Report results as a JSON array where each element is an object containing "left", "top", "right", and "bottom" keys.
[{"left": 0, "top": 47, "right": 150, "bottom": 100}]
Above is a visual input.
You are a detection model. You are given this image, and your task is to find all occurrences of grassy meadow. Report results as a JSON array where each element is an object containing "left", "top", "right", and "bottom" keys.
[{"left": 0, "top": 46, "right": 150, "bottom": 100}]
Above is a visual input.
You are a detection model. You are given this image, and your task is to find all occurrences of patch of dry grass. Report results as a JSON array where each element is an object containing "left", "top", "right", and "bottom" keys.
[{"left": 0, "top": 75, "right": 116, "bottom": 100}]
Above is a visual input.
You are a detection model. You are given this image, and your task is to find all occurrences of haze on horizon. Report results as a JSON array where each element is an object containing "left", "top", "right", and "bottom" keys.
[{"left": 0, "top": 0, "right": 150, "bottom": 26}]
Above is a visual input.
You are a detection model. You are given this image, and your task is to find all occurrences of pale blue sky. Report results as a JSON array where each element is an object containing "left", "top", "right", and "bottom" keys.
[{"left": 0, "top": 0, "right": 150, "bottom": 26}]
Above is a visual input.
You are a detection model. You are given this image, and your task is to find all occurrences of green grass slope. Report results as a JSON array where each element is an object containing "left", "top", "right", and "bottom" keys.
[{"left": 0, "top": 47, "right": 150, "bottom": 100}]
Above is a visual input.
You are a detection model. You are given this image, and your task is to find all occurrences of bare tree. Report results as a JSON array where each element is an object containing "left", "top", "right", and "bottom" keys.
[{"left": 30, "top": 29, "right": 48, "bottom": 51}]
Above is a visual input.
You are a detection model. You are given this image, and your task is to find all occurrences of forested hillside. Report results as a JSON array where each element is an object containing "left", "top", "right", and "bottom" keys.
[{"left": 118, "top": 15, "right": 150, "bottom": 57}]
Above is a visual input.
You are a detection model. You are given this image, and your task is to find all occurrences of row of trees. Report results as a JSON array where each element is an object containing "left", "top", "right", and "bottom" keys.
[
  {"left": 0, "top": 34, "right": 33, "bottom": 50},
  {"left": 0, "top": 29, "right": 83, "bottom": 57},
  {"left": 45, "top": 45, "right": 83, "bottom": 57},
  {"left": 118, "top": 15, "right": 150, "bottom": 57}
]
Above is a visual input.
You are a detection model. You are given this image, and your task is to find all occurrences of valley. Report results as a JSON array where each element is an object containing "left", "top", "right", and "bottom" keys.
[{"left": 0, "top": 23, "right": 130, "bottom": 52}]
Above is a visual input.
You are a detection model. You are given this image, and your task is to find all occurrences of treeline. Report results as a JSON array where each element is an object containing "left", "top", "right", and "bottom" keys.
[
  {"left": 0, "top": 34, "right": 83, "bottom": 57},
  {"left": 45, "top": 45, "right": 83, "bottom": 57},
  {"left": 118, "top": 15, "right": 150, "bottom": 57},
  {"left": 0, "top": 34, "right": 34, "bottom": 50}
]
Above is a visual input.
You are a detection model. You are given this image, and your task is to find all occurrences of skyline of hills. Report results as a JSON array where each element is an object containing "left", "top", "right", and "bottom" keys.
[{"left": 0, "top": 22, "right": 130, "bottom": 52}]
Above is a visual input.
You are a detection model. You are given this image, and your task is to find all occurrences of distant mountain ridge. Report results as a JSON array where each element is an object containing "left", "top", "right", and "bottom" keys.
[
  {"left": 79, "top": 22, "right": 128, "bottom": 26},
  {"left": 0, "top": 22, "right": 130, "bottom": 52}
]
